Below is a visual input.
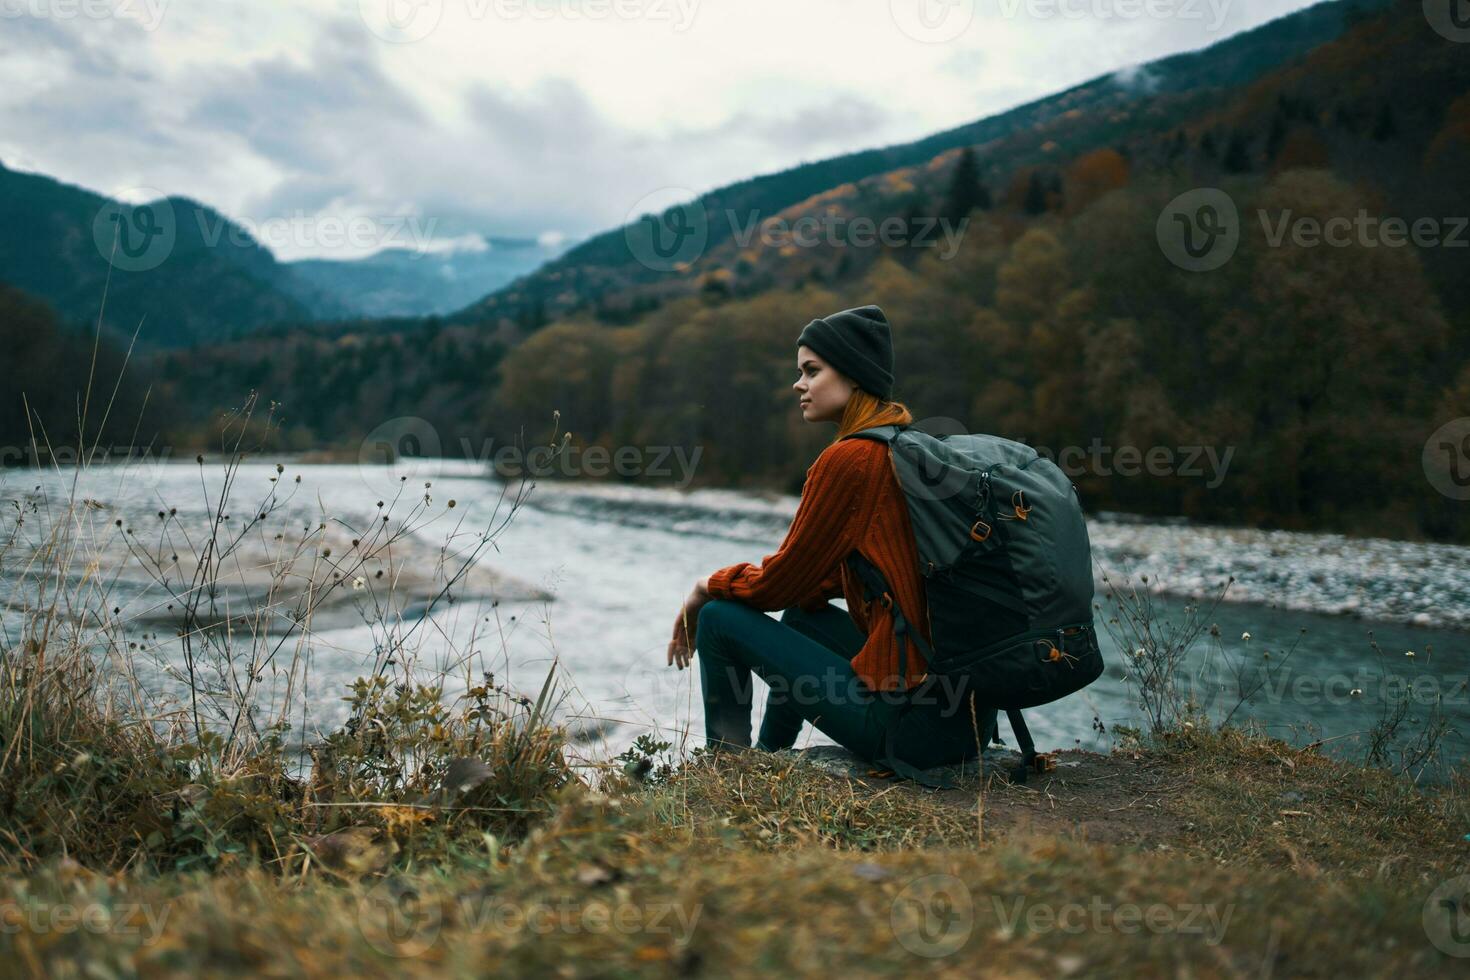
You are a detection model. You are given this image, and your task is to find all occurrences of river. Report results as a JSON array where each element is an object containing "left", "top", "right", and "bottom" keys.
[{"left": 2, "top": 458, "right": 1466, "bottom": 776}]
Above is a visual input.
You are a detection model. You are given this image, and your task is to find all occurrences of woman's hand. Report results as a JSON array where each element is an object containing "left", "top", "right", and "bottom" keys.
[{"left": 667, "top": 576, "right": 712, "bottom": 669}]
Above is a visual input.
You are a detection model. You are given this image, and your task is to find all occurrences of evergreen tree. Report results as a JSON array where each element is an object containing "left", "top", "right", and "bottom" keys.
[
  {"left": 1023, "top": 171, "right": 1049, "bottom": 215},
  {"left": 1267, "top": 111, "right": 1288, "bottom": 162},
  {"left": 1372, "top": 104, "right": 1398, "bottom": 141},
  {"left": 1223, "top": 131, "right": 1252, "bottom": 173},
  {"left": 943, "top": 147, "right": 985, "bottom": 221}
]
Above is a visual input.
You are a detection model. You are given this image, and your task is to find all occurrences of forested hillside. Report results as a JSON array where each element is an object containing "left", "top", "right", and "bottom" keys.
[
  {"left": 0, "top": 163, "right": 341, "bottom": 348},
  {"left": 6, "top": 0, "right": 1466, "bottom": 543},
  {"left": 449, "top": 0, "right": 1393, "bottom": 330}
]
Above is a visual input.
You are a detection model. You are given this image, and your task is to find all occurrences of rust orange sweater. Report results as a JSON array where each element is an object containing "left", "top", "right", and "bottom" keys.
[{"left": 705, "top": 435, "right": 931, "bottom": 692}]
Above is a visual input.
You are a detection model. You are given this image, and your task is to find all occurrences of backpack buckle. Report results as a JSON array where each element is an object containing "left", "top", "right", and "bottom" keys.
[
  {"left": 1057, "top": 625, "right": 1087, "bottom": 650},
  {"left": 1038, "top": 636, "right": 1081, "bottom": 667},
  {"left": 968, "top": 519, "right": 991, "bottom": 542}
]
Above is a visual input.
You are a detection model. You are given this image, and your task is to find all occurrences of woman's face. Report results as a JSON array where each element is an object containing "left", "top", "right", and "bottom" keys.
[{"left": 794, "top": 345, "right": 857, "bottom": 424}]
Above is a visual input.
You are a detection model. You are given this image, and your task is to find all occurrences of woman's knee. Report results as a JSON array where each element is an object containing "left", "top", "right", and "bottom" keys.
[
  {"left": 695, "top": 598, "right": 751, "bottom": 648},
  {"left": 778, "top": 605, "right": 817, "bottom": 628}
]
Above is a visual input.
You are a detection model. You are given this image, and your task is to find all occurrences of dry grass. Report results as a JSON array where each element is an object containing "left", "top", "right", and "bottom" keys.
[
  {"left": 5, "top": 740, "right": 1466, "bottom": 977},
  {"left": 2, "top": 381, "right": 1467, "bottom": 975}
]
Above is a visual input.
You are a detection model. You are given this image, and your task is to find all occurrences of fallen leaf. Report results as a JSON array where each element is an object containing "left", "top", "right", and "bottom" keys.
[
  {"left": 307, "top": 826, "right": 398, "bottom": 876},
  {"left": 575, "top": 862, "right": 620, "bottom": 887},
  {"left": 442, "top": 757, "right": 494, "bottom": 796}
]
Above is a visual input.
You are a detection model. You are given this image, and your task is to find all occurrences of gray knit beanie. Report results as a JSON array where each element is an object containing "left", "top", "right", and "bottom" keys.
[{"left": 795, "top": 304, "right": 895, "bottom": 400}]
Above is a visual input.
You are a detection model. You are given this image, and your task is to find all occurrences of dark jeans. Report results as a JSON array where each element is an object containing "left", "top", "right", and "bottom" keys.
[{"left": 694, "top": 598, "right": 994, "bottom": 771}]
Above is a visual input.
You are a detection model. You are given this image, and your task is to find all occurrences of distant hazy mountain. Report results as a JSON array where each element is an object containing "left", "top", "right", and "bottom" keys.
[
  {"left": 287, "top": 238, "right": 572, "bottom": 319},
  {"left": 0, "top": 162, "right": 565, "bottom": 347},
  {"left": 0, "top": 161, "right": 330, "bottom": 348}
]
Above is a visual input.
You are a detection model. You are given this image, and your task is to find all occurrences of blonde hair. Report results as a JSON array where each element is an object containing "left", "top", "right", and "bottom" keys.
[{"left": 834, "top": 388, "right": 913, "bottom": 441}]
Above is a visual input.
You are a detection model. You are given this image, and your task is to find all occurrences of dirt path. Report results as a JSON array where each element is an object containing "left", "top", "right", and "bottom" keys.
[{"left": 794, "top": 745, "right": 1187, "bottom": 846}]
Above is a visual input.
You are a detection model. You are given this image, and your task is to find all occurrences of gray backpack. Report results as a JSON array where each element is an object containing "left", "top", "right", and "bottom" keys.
[{"left": 842, "top": 423, "right": 1104, "bottom": 786}]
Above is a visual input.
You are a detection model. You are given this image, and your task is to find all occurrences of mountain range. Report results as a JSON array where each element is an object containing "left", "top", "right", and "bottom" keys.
[{"left": 0, "top": 164, "right": 571, "bottom": 347}]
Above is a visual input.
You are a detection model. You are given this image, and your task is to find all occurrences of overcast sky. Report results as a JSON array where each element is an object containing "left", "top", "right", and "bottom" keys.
[{"left": 1, "top": 0, "right": 1320, "bottom": 260}]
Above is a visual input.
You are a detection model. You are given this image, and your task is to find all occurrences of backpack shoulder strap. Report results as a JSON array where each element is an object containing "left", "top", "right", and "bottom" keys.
[
  {"left": 1005, "top": 709, "right": 1038, "bottom": 785},
  {"left": 876, "top": 710, "right": 957, "bottom": 789},
  {"left": 839, "top": 424, "right": 904, "bottom": 445},
  {"left": 844, "top": 550, "right": 936, "bottom": 691}
]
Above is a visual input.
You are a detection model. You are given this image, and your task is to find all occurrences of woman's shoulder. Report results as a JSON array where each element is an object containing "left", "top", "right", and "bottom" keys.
[{"left": 810, "top": 435, "right": 888, "bottom": 477}]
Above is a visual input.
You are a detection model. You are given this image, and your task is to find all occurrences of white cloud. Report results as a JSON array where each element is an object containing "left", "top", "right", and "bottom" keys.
[{"left": 0, "top": 0, "right": 1322, "bottom": 259}]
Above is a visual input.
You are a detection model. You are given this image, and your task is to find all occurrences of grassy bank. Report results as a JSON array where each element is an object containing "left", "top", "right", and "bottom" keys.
[
  {"left": 2, "top": 715, "right": 1467, "bottom": 977},
  {"left": 3, "top": 427, "right": 1467, "bottom": 977}
]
